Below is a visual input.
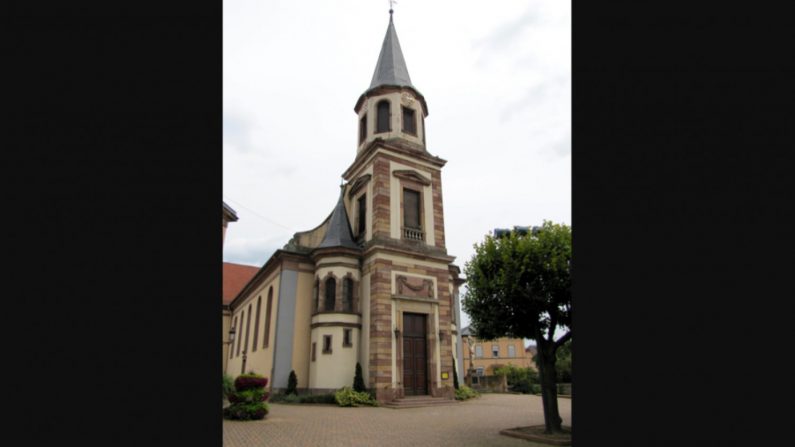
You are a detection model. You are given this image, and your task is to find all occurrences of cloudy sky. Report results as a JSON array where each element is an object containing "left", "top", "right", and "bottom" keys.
[{"left": 223, "top": 0, "right": 571, "bottom": 331}]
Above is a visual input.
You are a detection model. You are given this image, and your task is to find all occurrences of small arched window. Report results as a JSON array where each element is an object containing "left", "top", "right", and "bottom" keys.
[
  {"left": 402, "top": 106, "right": 416, "bottom": 135},
  {"left": 313, "top": 279, "right": 319, "bottom": 312},
  {"left": 359, "top": 114, "right": 367, "bottom": 143},
  {"left": 252, "top": 296, "right": 262, "bottom": 351},
  {"left": 343, "top": 278, "right": 353, "bottom": 312},
  {"left": 376, "top": 100, "right": 390, "bottom": 133},
  {"left": 237, "top": 310, "right": 245, "bottom": 357},
  {"left": 325, "top": 277, "right": 336, "bottom": 312},
  {"left": 263, "top": 287, "right": 273, "bottom": 348}
]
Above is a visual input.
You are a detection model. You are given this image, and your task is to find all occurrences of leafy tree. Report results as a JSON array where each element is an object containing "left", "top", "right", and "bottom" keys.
[
  {"left": 463, "top": 221, "right": 571, "bottom": 433},
  {"left": 287, "top": 370, "right": 298, "bottom": 395},
  {"left": 353, "top": 362, "right": 366, "bottom": 393},
  {"left": 556, "top": 339, "right": 572, "bottom": 383},
  {"left": 531, "top": 339, "right": 572, "bottom": 382}
]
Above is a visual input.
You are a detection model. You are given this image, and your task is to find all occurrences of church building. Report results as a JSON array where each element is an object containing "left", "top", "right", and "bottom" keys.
[{"left": 225, "top": 11, "right": 465, "bottom": 403}]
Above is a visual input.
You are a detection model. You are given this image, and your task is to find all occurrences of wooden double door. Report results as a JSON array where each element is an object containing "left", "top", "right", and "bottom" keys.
[{"left": 402, "top": 313, "right": 428, "bottom": 396}]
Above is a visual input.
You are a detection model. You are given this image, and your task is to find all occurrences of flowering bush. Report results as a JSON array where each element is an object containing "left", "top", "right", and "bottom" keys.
[
  {"left": 234, "top": 374, "right": 269, "bottom": 391},
  {"left": 224, "top": 373, "right": 270, "bottom": 420}
]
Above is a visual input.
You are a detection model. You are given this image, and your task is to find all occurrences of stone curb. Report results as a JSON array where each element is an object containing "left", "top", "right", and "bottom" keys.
[{"left": 499, "top": 426, "right": 572, "bottom": 446}]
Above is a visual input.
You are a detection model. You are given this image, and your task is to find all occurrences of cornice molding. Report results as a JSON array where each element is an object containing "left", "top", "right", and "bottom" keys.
[
  {"left": 392, "top": 169, "right": 431, "bottom": 186},
  {"left": 347, "top": 174, "right": 372, "bottom": 198}
]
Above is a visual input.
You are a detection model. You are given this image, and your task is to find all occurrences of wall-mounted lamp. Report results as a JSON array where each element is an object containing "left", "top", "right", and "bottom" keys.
[
  {"left": 394, "top": 328, "right": 401, "bottom": 339},
  {"left": 225, "top": 327, "right": 236, "bottom": 345}
]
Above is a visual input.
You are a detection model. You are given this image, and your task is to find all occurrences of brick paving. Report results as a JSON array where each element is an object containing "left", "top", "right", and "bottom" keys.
[{"left": 223, "top": 394, "right": 572, "bottom": 447}]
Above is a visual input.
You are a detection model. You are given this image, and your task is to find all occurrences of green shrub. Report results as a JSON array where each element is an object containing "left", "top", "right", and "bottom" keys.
[
  {"left": 299, "top": 393, "right": 336, "bottom": 404},
  {"left": 267, "top": 391, "right": 338, "bottom": 404},
  {"left": 223, "top": 373, "right": 235, "bottom": 400},
  {"left": 334, "top": 387, "right": 379, "bottom": 407},
  {"left": 454, "top": 385, "right": 479, "bottom": 401},
  {"left": 224, "top": 373, "right": 270, "bottom": 420},
  {"left": 287, "top": 370, "right": 298, "bottom": 395},
  {"left": 270, "top": 393, "right": 301, "bottom": 404},
  {"left": 353, "top": 363, "right": 366, "bottom": 393},
  {"left": 223, "top": 401, "right": 270, "bottom": 420}
]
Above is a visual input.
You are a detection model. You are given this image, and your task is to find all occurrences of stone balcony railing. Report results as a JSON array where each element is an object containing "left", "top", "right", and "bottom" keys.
[{"left": 402, "top": 226, "right": 424, "bottom": 241}]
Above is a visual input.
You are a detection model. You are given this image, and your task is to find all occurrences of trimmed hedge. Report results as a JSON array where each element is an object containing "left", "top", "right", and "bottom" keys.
[
  {"left": 455, "top": 385, "right": 479, "bottom": 401},
  {"left": 224, "top": 374, "right": 270, "bottom": 420},
  {"left": 334, "top": 387, "right": 378, "bottom": 407},
  {"left": 234, "top": 374, "right": 269, "bottom": 391},
  {"left": 270, "top": 392, "right": 336, "bottom": 404}
]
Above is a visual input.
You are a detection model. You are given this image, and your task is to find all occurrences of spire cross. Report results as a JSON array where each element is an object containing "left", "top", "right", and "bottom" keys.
[{"left": 389, "top": 0, "right": 396, "bottom": 15}]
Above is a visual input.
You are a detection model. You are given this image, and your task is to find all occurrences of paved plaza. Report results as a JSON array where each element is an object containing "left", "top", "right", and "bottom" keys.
[{"left": 223, "top": 393, "right": 572, "bottom": 447}]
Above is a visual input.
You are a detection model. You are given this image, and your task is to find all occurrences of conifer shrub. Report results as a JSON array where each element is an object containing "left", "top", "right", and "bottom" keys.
[
  {"left": 223, "top": 373, "right": 270, "bottom": 420},
  {"left": 286, "top": 370, "right": 298, "bottom": 395},
  {"left": 453, "top": 365, "right": 460, "bottom": 390},
  {"left": 353, "top": 363, "right": 366, "bottom": 393}
]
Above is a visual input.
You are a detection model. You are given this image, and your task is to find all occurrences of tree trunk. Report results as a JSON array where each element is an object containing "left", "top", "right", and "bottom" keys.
[{"left": 536, "top": 339, "right": 563, "bottom": 434}]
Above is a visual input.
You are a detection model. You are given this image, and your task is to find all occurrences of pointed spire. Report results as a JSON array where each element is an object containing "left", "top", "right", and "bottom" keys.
[
  {"left": 317, "top": 186, "right": 360, "bottom": 250},
  {"left": 369, "top": 11, "right": 413, "bottom": 89}
]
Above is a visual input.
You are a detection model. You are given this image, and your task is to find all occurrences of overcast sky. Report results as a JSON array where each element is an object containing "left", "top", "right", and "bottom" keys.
[{"left": 223, "top": 0, "right": 571, "bottom": 332}]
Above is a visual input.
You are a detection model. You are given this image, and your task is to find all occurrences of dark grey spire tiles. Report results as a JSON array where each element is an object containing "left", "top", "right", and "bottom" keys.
[
  {"left": 369, "top": 15, "right": 413, "bottom": 89},
  {"left": 318, "top": 187, "right": 360, "bottom": 250}
]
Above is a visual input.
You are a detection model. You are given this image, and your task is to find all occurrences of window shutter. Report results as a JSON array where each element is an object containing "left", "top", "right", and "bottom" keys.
[
  {"left": 357, "top": 195, "right": 366, "bottom": 235},
  {"left": 376, "top": 101, "right": 390, "bottom": 133},
  {"left": 325, "top": 278, "right": 336, "bottom": 311},
  {"left": 404, "top": 189, "right": 420, "bottom": 229},
  {"left": 402, "top": 107, "right": 416, "bottom": 134}
]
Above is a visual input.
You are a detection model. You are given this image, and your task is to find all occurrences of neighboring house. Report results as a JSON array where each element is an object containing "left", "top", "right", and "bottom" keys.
[
  {"left": 461, "top": 325, "right": 536, "bottom": 378},
  {"left": 222, "top": 201, "right": 238, "bottom": 246},
  {"left": 224, "top": 12, "right": 464, "bottom": 403}
]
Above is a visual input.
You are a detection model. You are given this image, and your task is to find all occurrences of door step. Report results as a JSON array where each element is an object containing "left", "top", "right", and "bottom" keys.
[{"left": 382, "top": 396, "right": 459, "bottom": 409}]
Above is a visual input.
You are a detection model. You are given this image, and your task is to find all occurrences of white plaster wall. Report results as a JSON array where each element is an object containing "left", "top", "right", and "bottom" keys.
[{"left": 309, "top": 326, "right": 360, "bottom": 389}]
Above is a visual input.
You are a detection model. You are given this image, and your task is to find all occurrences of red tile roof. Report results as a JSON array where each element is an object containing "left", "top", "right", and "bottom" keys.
[{"left": 223, "top": 262, "right": 260, "bottom": 305}]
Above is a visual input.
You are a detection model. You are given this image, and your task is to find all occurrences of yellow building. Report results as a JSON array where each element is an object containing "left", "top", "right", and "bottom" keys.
[
  {"left": 224, "top": 12, "right": 465, "bottom": 403},
  {"left": 460, "top": 326, "right": 535, "bottom": 378}
]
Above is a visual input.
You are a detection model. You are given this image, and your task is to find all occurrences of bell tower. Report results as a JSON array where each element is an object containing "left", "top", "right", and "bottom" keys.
[
  {"left": 354, "top": 10, "right": 428, "bottom": 154},
  {"left": 341, "top": 9, "right": 462, "bottom": 403}
]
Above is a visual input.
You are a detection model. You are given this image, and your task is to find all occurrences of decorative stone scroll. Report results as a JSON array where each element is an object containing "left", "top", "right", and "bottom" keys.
[{"left": 396, "top": 275, "right": 434, "bottom": 299}]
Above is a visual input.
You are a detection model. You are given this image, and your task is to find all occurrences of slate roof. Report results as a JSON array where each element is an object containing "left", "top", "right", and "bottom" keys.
[
  {"left": 317, "top": 186, "right": 360, "bottom": 250},
  {"left": 223, "top": 201, "right": 239, "bottom": 222},
  {"left": 369, "top": 13, "right": 413, "bottom": 90}
]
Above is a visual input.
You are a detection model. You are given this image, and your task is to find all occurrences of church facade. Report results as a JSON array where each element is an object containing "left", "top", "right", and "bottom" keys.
[{"left": 225, "top": 13, "right": 465, "bottom": 403}]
